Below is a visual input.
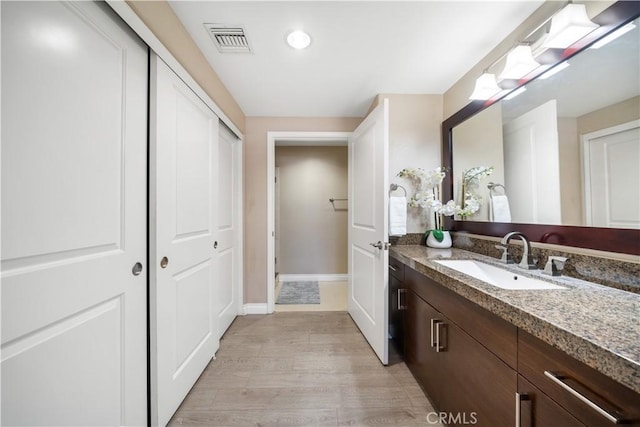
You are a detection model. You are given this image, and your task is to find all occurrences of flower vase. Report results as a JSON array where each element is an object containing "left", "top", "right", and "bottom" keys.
[{"left": 426, "top": 230, "right": 452, "bottom": 248}]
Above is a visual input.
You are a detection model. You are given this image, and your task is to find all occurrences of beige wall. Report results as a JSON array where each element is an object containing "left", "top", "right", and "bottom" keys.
[
  {"left": 452, "top": 103, "right": 505, "bottom": 221},
  {"left": 244, "top": 117, "right": 362, "bottom": 303},
  {"left": 373, "top": 95, "right": 444, "bottom": 232},
  {"left": 127, "top": 0, "right": 246, "bottom": 132},
  {"left": 557, "top": 118, "right": 583, "bottom": 225},
  {"left": 577, "top": 96, "right": 640, "bottom": 136},
  {"left": 275, "top": 147, "right": 348, "bottom": 274}
]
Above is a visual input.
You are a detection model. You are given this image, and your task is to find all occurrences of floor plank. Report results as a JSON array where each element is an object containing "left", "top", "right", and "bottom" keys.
[{"left": 169, "top": 312, "right": 442, "bottom": 427}]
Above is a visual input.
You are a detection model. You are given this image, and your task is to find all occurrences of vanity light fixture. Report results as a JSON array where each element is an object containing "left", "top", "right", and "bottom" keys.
[
  {"left": 590, "top": 22, "right": 636, "bottom": 49},
  {"left": 286, "top": 30, "right": 311, "bottom": 49},
  {"left": 469, "top": 73, "right": 502, "bottom": 100},
  {"left": 542, "top": 3, "right": 599, "bottom": 49},
  {"left": 498, "top": 45, "right": 540, "bottom": 80},
  {"left": 504, "top": 86, "right": 526, "bottom": 101},
  {"left": 538, "top": 61, "right": 570, "bottom": 79}
]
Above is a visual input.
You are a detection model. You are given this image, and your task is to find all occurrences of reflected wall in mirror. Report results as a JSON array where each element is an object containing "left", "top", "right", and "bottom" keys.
[
  {"left": 442, "top": 1, "right": 640, "bottom": 255},
  {"left": 451, "top": 16, "right": 639, "bottom": 229}
]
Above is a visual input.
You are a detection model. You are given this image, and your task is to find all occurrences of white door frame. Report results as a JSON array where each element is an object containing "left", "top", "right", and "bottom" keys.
[
  {"left": 582, "top": 119, "right": 640, "bottom": 226},
  {"left": 266, "top": 131, "right": 352, "bottom": 313}
]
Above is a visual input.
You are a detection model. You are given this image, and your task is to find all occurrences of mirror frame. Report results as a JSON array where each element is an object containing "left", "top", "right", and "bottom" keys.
[{"left": 442, "top": 1, "right": 640, "bottom": 256}]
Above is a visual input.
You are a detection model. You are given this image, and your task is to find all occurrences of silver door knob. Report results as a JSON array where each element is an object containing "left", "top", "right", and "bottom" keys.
[
  {"left": 370, "top": 241, "right": 383, "bottom": 249},
  {"left": 132, "top": 262, "right": 143, "bottom": 276},
  {"left": 160, "top": 257, "right": 169, "bottom": 269}
]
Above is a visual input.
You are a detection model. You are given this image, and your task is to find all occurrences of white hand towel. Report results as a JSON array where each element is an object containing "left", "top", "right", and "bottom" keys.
[
  {"left": 490, "top": 195, "right": 512, "bottom": 222},
  {"left": 389, "top": 196, "right": 407, "bottom": 236}
]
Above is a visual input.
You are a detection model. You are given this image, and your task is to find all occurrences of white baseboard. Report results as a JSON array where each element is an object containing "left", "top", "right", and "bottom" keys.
[
  {"left": 243, "top": 303, "right": 268, "bottom": 315},
  {"left": 278, "top": 274, "right": 348, "bottom": 283}
]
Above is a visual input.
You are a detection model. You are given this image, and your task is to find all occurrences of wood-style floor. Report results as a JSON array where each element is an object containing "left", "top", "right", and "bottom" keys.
[{"left": 169, "top": 312, "right": 442, "bottom": 426}]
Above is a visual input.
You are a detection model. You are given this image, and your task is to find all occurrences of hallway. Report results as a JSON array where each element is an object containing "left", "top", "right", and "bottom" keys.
[{"left": 169, "top": 312, "right": 441, "bottom": 426}]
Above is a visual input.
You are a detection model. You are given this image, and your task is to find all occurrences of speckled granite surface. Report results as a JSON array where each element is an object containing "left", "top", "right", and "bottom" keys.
[{"left": 390, "top": 245, "right": 640, "bottom": 394}]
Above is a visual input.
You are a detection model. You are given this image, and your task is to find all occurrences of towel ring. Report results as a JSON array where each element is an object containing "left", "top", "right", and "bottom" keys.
[
  {"left": 487, "top": 182, "right": 506, "bottom": 196},
  {"left": 389, "top": 183, "right": 407, "bottom": 196}
]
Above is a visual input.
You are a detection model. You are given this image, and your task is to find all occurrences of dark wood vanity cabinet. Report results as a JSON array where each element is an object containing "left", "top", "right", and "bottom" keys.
[
  {"left": 388, "top": 256, "right": 405, "bottom": 355},
  {"left": 518, "top": 331, "right": 640, "bottom": 427},
  {"left": 399, "top": 261, "right": 640, "bottom": 427},
  {"left": 517, "top": 375, "right": 585, "bottom": 427},
  {"left": 404, "top": 267, "right": 517, "bottom": 427}
]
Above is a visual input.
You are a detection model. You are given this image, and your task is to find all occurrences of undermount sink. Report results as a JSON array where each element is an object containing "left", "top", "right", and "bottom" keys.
[{"left": 434, "top": 260, "right": 567, "bottom": 290}]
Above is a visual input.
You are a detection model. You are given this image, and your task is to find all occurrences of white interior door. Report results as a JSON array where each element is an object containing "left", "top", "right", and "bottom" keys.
[
  {"left": 216, "top": 123, "right": 242, "bottom": 338},
  {"left": 503, "top": 99, "right": 561, "bottom": 224},
  {"left": 348, "top": 99, "right": 389, "bottom": 365},
  {"left": 583, "top": 121, "right": 640, "bottom": 229},
  {"left": 150, "top": 55, "right": 220, "bottom": 426},
  {"left": 1, "top": 1, "right": 148, "bottom": 425}
]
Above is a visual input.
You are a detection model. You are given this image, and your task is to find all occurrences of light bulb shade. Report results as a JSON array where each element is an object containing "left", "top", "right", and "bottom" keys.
[
  {"left": 543, "top": 4, "right": 599, "bottom": 49},
  {"left": 499, "top": 45, "right": 540, "bottom": 80},
  {"left": 469, "top": 73, "right": 502, "bottom": 100}
]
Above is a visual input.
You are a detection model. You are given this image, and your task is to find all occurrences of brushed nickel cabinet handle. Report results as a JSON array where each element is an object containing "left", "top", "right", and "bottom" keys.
[
  {"left": 435, "top": 322, "right": 446, "bottom": 352},
  {"left": 544, "top": 371, "right": 624, "bottom": 424},
  {"left": 389, "top": 264, "right": 398, "bottom": 272},
  {"left": 430, "top": 318, "right": 441, "bottom": 348},
  {"left": 515, "top": 392, "right": 530, "bottom": 427},
  {"left": 397, "top": 289, "right": 406, "bottom": 310}
]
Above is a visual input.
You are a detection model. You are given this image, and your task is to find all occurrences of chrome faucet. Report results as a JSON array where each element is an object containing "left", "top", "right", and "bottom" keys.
[
  {"left": 497, "top": 232, "right": 537, "bottom": 270},
  {"left": 543, "top": 256, "right": 568, "bottom": 276}
]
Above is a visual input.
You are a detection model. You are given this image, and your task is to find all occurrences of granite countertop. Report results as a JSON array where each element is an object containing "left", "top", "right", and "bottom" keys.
[{"left": 390, "top": 245, "right": 640, "bottom": 394}]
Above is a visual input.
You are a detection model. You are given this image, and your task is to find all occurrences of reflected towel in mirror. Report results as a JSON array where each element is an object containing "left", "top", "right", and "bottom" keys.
[{"left": 490, "top": 195, "right": 512, "bottom": 222}]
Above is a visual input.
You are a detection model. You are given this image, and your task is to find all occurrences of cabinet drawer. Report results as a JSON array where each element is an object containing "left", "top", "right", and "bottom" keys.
[
  {"left": 405, "top": 266, "right": 517, "bottom": 369},
  {"left": 518, "top": 375, "right": 584, "bottom": 427},
  {"left": 518, "top": 331, "right": 640, "bottom": 426},
  {"left": 388, "top": 256, "right": 405, "bottom": 281}
]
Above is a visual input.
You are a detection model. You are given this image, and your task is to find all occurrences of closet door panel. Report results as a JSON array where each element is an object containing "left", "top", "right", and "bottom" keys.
[
  {"left": 1, "top": 1, "right": 148, "bottom": 425},
  {"left": 150, "top": 55, "right": 220, "bottom": 427}
]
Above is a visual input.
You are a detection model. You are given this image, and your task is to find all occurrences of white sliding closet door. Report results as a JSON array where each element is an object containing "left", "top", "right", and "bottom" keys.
[
  {"left": 216, "top": 124, "right": 242, "bottom": 338},
  {"left": 1, "top": 1, "right": 148, "bottom": 425},
  {"left": 150, "top": 55, "right": 220, "bottom": 426}
]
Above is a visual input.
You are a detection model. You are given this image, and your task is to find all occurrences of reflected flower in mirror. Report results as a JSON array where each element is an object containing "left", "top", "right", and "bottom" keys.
[{"left": 459, "top": 166, "right": 494, "bottom": 219}]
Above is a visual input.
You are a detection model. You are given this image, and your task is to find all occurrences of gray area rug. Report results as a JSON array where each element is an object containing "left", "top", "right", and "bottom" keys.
[{"left": 276, "top": 281, "right": 321, "bottom": 304}]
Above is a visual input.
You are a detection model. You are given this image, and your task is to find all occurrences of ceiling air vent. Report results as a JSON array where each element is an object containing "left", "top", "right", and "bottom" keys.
[{"left": 204, "top": 24, "right": 252, "bottom": 53}]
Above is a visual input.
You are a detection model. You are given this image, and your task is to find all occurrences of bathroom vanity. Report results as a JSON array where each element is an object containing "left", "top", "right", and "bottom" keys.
[{"left": 390, "top": 246, "right": 640, "bottom": 427}]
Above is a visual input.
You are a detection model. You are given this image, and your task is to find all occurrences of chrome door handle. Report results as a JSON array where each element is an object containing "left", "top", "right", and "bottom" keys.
[
  {"left": 544, "top": 371, "right": 624, "bottom": 424},
  {"left": 370, "top": 241, "right": 390, "bottom": 250}
]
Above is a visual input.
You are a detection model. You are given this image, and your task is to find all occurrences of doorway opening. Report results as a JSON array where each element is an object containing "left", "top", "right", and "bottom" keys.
[{"left": 267, "top": 132, "right": 352, "bottom": 313}]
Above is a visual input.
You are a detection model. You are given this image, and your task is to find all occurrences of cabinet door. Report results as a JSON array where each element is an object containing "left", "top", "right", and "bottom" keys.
[
  {"left": 404, "top": 289, "right": 442, "bottom": 408},
  {"left": 438, "top": 315, "right": 517, "bottom": 427},
  {"left": 517, "top": 376, "right": 584, "bottom": 427}
]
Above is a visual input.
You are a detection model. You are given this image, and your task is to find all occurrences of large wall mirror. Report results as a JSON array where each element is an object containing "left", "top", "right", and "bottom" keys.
[{"left": 442, "top": 1, "right": 640, "bottom": 255}]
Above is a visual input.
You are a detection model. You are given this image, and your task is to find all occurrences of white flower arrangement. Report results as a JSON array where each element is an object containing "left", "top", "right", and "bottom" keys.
[{"left": 398, "top": 166, "right": 493, "bottom": 240}]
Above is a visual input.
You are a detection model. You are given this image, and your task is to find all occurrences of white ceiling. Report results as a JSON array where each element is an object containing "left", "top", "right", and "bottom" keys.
[{"left": 169, "top": 1, "right": 544, "bottom": 118}]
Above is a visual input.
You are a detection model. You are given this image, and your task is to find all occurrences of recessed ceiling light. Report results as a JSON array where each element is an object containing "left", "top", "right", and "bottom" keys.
[{"left": 286, "top": 30, "right": 311, "bottom": 50}]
